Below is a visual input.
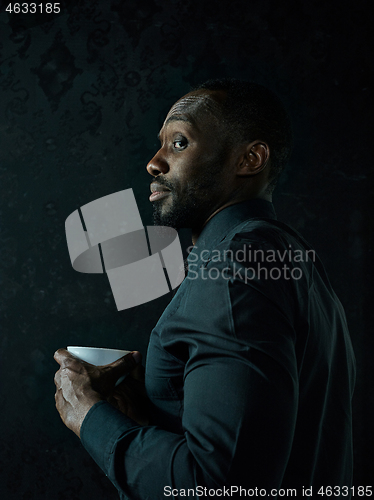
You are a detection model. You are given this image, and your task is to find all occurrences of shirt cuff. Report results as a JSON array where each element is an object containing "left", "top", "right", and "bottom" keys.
[{"left": 80, "top": 400, "right": 138, "bottom": 475}]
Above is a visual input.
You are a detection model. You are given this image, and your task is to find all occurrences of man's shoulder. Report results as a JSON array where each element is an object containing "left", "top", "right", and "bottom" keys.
[
  {"left": 208, "top": 217, "right": 319, "bottom": 296},
  {"left": 219, "top": 217, "right": 314, "bottom": 256}
]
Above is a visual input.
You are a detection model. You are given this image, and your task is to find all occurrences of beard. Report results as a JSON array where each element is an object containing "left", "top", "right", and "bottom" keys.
[
  {"left": 152, "top": 157, "right": 227, "bottom": 230},
  {"left": 153, "top": 192, "right": 199, "bottom": 229},
  {"left": 152, "top": 183, "right": 208, "bottom": 229}
]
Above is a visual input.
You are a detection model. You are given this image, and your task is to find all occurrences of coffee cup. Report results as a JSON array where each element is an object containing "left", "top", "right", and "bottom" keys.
[{"left": 67, "top": 346, "right": 131, "bottom": 385}]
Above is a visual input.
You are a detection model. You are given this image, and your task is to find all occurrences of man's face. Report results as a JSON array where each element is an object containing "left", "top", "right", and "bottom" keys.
[{"left": 147, "top": 90, "right": 235, "bottom": 230}]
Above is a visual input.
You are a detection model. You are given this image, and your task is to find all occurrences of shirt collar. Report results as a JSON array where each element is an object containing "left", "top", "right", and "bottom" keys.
[{"left": 188, "top": 199, "right": 277, "bottom": 264}]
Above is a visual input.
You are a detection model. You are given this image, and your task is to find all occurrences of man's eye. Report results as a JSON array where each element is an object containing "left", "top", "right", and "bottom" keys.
[{"left": 173, "top": 138, "right": 188, "bottom": 150}]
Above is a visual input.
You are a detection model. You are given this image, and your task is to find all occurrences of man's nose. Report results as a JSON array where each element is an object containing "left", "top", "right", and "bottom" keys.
[{"left": 146, "top": 149, "right": 169, "bottom": 177}]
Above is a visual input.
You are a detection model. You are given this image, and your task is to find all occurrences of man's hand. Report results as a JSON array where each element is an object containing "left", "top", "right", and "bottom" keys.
[
  {"left": 54, "top": 349, "right": 141, "bottom": 438},
  {"left": 108, "top": 362, "right": 150, "bottom": 426}
]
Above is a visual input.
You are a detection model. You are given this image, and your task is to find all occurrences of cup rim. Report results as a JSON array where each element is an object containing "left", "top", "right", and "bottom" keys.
[{"left": 67, "top": 346, "right": 130, "bottom": 353}]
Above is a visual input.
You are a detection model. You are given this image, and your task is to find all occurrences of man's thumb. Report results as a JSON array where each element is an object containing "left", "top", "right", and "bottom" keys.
[
  {"left": 130, "top": 351, "right": 142, "bottom": 364},
  {"left": 105, "top": 351, "right": 142, "bottom": 379}
]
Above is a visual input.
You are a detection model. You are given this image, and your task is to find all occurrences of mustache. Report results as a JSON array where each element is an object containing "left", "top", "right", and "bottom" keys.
[{"left": 151, "top": 177, "right": 174, "bottom": 191}]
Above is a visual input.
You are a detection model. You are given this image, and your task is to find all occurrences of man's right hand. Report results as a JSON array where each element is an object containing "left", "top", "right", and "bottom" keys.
[
  {"left": 54, "top": 349, "right": 143, "bottom": 436},
  {"left": 107, "top": 358, "right": 150, "bottom": 426}
]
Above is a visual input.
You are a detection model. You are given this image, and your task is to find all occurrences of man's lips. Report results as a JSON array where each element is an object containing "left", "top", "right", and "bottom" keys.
[
  {"left": 149, "top": 191, "right": 171, "bottom": 202},
  {"left": 149, "top": 183, "right": 171, "bottom": 202}
]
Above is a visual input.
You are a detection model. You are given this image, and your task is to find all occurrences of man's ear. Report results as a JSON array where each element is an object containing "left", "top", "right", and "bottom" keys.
[{"left": 236, "top": 141, "right": 270, "bottom": 176}]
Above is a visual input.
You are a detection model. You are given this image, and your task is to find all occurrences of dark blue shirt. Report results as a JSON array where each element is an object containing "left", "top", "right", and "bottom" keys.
[{"left": 81, "top": 199, "right": 355, "bottom": 499}]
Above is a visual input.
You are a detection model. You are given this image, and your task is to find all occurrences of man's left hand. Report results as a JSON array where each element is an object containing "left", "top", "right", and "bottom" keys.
[{"left": 54, "top": 349, "right": 140, "bottom": 438}]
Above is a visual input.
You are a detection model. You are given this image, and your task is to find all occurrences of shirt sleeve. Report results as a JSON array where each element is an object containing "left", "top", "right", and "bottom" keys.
[{"left": 81, "top": 254, "right": 299, "bottom": 499}]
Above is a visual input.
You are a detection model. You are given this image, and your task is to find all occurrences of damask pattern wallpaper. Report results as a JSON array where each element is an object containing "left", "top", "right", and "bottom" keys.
[{"left": 0, "top": 0, "right": 372, "bottom": 498}]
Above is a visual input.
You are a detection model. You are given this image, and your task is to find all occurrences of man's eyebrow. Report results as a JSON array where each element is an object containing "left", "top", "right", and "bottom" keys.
[{"left": 157, "top": 115, "right": 196, "bottom": 140}]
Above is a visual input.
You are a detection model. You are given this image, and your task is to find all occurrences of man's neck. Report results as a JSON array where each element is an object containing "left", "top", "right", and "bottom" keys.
[{"left": 191, "top": 194, "right": 272, "bottom": 245}]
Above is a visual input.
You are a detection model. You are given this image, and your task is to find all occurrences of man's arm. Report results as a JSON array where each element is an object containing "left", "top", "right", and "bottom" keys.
[{"left": 62, "top": 276, "right": 299, "bottom": 498}]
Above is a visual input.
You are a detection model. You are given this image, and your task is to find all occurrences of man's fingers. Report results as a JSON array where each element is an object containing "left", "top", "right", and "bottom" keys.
[
  {"left": 131, "top": 363, "right": 145, "bottom": 382},
  {"left": 103, "top": 351, "right": 142, "bottom": 381},
  {"left": 131, "top": 351, "right": 142, "bottom": 364},
  {"left": 54, "top": 348, "right": 76, "bottom": 366},
  {"left": 53, "top": 349, "right": 142, "bottom": 392},
  {"left": 55, "top": 386, "right": 66, "bottom": 412},
  {"left": 54, "top": 348, "right": 95, "bottom": 373},
  {"left": 54, "top": 370, "right": 61, "bottom": 388}
]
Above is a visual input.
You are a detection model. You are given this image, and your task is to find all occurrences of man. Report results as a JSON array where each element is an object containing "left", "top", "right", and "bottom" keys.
[{"left": 54, "top": 79, "right": 356, "bottom": 499}]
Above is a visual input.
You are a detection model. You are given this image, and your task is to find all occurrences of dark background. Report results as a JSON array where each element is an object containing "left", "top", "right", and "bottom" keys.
[{"left": 0, "top": 0, "right": 372, "bottom": 498}]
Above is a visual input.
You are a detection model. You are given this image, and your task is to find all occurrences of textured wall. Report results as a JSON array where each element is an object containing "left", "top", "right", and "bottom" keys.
[{"left": 0, "top": 0, "right": 372, "bottom": 498}]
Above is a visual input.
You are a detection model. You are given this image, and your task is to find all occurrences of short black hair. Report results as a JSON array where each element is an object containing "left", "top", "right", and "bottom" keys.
[{"left": 192, "top": 78, "right": 293, "bottom": 192}]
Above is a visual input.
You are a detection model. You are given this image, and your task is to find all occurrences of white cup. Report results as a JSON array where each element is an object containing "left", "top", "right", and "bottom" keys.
[{"left": 67, "top": 346, "right": 131, "bottom": 385}]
